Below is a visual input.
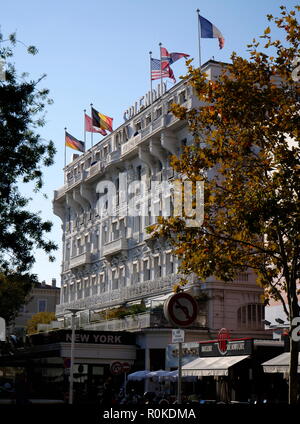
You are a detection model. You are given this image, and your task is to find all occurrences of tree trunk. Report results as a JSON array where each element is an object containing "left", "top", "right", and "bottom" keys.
[
  {"left": 288, "top": 273, "right": 300, "bottom": 405},
  {"left": 289, "top": 331, "right": 299, "bottom": 404}
]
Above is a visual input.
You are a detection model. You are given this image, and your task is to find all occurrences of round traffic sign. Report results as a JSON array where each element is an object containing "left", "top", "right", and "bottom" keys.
[
  {"left": 110, "top": 361, "right": 131, "bottom": 375},
  {"left": 164, "top": 292, "right": 198, "bottom": 327},
  {"left": 110, "top": 361, "right": 123, "bottom": 375}
]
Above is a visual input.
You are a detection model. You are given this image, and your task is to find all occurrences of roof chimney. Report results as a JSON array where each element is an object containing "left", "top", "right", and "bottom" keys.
[{"left": 52, "top": 278, "right": 57, "bottom": 288}]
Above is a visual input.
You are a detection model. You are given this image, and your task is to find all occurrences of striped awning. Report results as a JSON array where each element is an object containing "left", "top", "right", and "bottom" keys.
[
  {"left": 262, "top": 352, "right": 300, "bottom": 373},
  {"left": 182, "top": 355, "right": 249, "bottom": 377}
]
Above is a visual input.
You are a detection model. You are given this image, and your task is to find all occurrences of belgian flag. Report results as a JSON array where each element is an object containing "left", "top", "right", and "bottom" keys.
[
  {"left": 65, "top": 131, "right": 85, "bottom": 152},
  {"left": 91, "top": 107, "right": 113, "bottom": 132}
]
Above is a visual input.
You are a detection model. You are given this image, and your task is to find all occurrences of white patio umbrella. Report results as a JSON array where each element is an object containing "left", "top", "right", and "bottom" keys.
[
  {"left": 127, "top": 370, "right": 151, "bottom": 381},
  {"left": 167, "top": 370, "right": 179, "bottom": 381},
  {"left": 163, "top": 370, "right": 197, "bottom": 382},
  {"left": 148, "top": 370, "right": 171, "bottom": 381}
]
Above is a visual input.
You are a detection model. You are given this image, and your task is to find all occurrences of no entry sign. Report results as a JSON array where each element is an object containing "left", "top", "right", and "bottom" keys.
[
  {"left": 164, "top": 292, "right": 198, "bottom": 327},
  {"left": 110, "top": 361, "right": 131, "bottom": 375}
]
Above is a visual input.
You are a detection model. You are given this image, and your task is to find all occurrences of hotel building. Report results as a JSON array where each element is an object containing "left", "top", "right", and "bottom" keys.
[{"left": 53, "top": 60, "right": 268, "bottom": 372}]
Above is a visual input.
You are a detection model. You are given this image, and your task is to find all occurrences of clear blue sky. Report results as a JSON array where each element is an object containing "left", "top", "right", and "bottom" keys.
[{"left": 1, "top": 0, "right": 298, "bottom": 286}]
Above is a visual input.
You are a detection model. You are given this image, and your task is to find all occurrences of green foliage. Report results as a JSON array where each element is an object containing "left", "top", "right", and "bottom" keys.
[
  {"left": 98, "top": 303, "right": 147, "bottom": 320},
  {"left": 152, "top": 5, "right": 300, "bottom": 403},
  {"left": 126, "top": 303, "right": 147, "bottom": 316},
  {"left": 26, "top": 311, "right": 56, "bottom": 335},
  {"left": 0, "top": 272, "right": 36, "bottom": 323},
  {"left": 0, "top": 32, "right": 57, "bottom": 274},
  {"left": 156, "top": 5, "right": 300, "bottom": 312}
]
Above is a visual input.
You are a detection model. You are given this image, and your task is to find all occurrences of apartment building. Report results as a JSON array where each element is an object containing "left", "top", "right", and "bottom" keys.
[{"left": 9, "top": 279, "right": 60, "bottom": 337}]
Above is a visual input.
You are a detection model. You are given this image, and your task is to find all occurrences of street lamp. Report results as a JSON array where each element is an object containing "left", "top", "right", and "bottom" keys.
[{"left": 66, "top": 308, "right": 82, "bottom": 405}]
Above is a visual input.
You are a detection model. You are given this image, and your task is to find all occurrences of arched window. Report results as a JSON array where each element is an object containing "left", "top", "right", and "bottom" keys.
[{"left": 237, "top": 303, "right": 264, "bottom": 329}]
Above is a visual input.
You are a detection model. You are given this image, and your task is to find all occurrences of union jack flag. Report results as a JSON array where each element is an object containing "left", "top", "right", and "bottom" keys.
[{"left": 160, "top": 47, "right": 189, "bottom": 70}]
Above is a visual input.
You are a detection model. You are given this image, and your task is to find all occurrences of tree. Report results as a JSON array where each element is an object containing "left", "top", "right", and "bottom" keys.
[
  {"left": 0, "top": 272, "right": 36, "bottom": 324},
  {"left": 151, "top": 6, "right": 300, "bottom": 404},
  {"left": 0, "top": 32, "right": 57, "bottom": 273},
  {"left": 0, "top": 33, "right": 57, "bottom": 320},
  {"left": 26, "top": 311, "right": 56, "bottom": 335}
]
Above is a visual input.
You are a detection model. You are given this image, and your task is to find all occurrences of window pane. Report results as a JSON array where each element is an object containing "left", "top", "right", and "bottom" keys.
[
  {"left": 237, "top": 308, "right": 241, "bottom": 326},
  {"left": 38, "top": 300, "right": 46, "bottom": 313},
  {"left": 242, "top": 306, "right": 246, "bottom": 324},
  {"left": 247, "top": 304, "right": 252, "bottom": 322},
  {"left": 252, "top": 304, "right": 257, "bottom": 324}
]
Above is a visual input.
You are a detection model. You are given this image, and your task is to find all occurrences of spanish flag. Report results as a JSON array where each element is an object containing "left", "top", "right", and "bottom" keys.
[
  {"left": 91, "top": 107, "right": 113, "bottom": 132},
  {"left": 65, "top": 131, "right": 85, "bottom": 152}
]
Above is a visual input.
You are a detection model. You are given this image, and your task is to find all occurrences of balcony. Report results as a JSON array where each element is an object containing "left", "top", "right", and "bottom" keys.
[
  {"left": 86, "top": 310, "right": 174, "bottom": 331},
  {"left": 107, "top": 150, "right": 121, "bottom": 163},
  {"left": 103, "top": 237, "right": 128, "bottom": 257},
  {"left": 56, "top": 274, "right": 188, "bottom": 316},
  {"left": 69, "top": 252, "right": 91, "bottom": 269},
  {"left": 121, "top": 133, "right": 142, "bottom": 156},
  {"left": 66, "top": 172, "right": 84, "bottom": 190},
  {"left": 87, "top": 312, "right": 152, "bottom": 331},
  {"left": 77, "top": 307, "right": 207, "bottom": 332},
  {"left": 85, "top": 161, "right": 105, "bottom": 181},
  {"left": 151, "top": 115, "right": 165, "bottom": 132},
  {"left": 54, "top": 186, "right": 66, "bottom": 200}
]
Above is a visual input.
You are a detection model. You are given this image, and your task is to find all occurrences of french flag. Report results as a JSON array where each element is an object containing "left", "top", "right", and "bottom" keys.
[{"left": 199, "top": 15, "right": 225, "bottom": 49}]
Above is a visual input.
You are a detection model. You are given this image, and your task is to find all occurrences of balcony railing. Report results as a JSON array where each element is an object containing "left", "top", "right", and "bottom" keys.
[
  {"left": 56, "top": 274, "right": 187, "bottom": 316},
  {"left": 87, "top": 312, "right": 152, "bottom": 331},
  {"left": 53, "top": 172, "right": 85, "bottom": 200},
  {"left": 107, "top": 150, "right": 121, "bottom": 163},
  {"left": 121, "top": 133, "right": 142, "bottom": 156},
  {"left": 76, "top": 307, "right": 207, "bottom": 331},
  {"left": 152, "top": 115, "right": 165, "bottom": 131},
  {"left": 69, "top": 252, "right": 91, "bottom": 269},
  {"left": 67, "top": 172, "right": 84, "bottom": 189},
  {"left": 165, "top": 113, "right": 178, "bottom": 126},
  {"left": 85, "top": 161, "right": 105, "bottom": 180},
  {"left": 103, "top": 237, "right": 128, "bottom": 257},
  {"left": 54, "top": 186, "right": 66, "bottom": 200}
]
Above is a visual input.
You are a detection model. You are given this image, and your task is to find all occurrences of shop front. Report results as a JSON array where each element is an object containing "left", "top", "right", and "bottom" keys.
[
  {"left": 262, "top": 352, "right": 300, "bottom": 374},
  {"left": 262, "top": 351, "right": 300, "bottom": 401},
  {"left": 181, "top": 337, "right": 284, "bottom": 403},
  {"left": 0, "top": 330, "right": 136, "bottom": 403}
]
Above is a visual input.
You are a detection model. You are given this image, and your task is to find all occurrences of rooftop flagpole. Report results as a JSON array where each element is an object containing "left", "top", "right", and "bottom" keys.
[
  {"left": 90, "top": 103, "right": 94, "bottom": 148},
  {"left": 196, "top": 9, "right": 202, "bottom": 69},
  {"left": 83, "top": 109, "right": 86, "bottom": 145},
  {"left": 149, "top": 51, "right": 153, "bottom": 123},
  {"left": 149, "top": 51, "right": 153, "bottom": 104},
  {"left": 159, "top": 42, "right": 163, "bottom": 91},
  {"left": 64, "top": 127, "right": 67, "bottom": 170}
]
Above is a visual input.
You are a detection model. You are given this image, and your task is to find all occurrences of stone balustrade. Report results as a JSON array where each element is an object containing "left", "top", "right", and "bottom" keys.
[{"left": 56, "top": 274, "right": 186, "bottom": 316}]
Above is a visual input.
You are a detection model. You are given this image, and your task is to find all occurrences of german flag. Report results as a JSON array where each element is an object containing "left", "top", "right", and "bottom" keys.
[
  {"left": 65, "top": 131, "right": 85, "bottom": 152},
  {"left": 91, "top": 107, "right": 113, "bottom": 132}
]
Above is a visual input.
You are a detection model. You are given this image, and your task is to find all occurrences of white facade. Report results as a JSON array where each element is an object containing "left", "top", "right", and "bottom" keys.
[{"left": 53, "top": 61, "right": 267, "bottom": 359}]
